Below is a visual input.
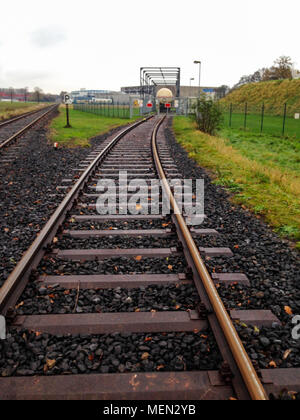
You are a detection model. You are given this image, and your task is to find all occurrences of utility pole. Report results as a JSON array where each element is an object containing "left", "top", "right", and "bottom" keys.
[{"left": 194, "top": 60, "right": 202, "bottom": 97}]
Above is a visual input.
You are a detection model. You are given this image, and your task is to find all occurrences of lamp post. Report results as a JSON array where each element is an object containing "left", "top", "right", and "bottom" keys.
[
  {"left": 194, "top": 60, "right": 201, "bottom": 97},
  {"left": 189, "top": 77, "right": 194, "bottom": 87}
]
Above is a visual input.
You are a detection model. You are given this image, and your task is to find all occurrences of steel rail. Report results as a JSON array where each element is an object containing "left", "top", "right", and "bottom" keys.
[
  {"left": 151, "top": 116, "right": 268, "bottom": 401},
  {"left": 0, "top": 116, "right": 152, "bottom": 315},
  {"left": 0, "top": 105, "right": 51, "bottom": 129},
  {"left": 0, "top": 104, "right": 58, "bottom": 150}
]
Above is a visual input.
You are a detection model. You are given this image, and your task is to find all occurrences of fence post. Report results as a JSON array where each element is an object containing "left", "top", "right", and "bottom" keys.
[
  {"left": 229, "top": 103, "right": 233, "bottom": 128},
  {"left": 129, "top": 97, "right": 133, "bottom": 119},
  {"left": 282, "top": 103, "right": 287, "bottom": 136},
  {"left": 260, "top": 103, "right": 265, "bottom": 133},
  {"left": 244, "top": 102, "right": 247, "bottom": 130}
]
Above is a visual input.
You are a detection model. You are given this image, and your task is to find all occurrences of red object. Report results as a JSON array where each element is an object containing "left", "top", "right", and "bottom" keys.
[
  {"left": 147, "top": 103, "right": 153, "bottom": 108},
  {"left": 165, "top": 103, "right": 171, "bottom": 108}
]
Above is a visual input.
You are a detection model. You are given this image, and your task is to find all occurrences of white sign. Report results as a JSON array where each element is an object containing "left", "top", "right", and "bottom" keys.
[
  {"left": 295, "top": 113, "right": 300, "bottom": 120},
  {"left": 174, "top": 100, "right": 179, "bottom": 108},
  {"left": 64, "top": 94, "right": 73, "bottom": 105}
]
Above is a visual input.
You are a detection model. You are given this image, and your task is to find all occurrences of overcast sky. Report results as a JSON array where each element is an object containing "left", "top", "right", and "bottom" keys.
[{"left": 0, "top": 0, "right": 299, "bottom": 94}]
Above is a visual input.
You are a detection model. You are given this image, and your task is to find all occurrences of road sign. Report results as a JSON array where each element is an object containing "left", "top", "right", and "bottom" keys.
[
  {"left": 165, "top": 103, "right": 171, "bottom": 108},
  {"left": 147, "top": 102, "right": 153, "bottom": 108},
  {"left": 64, "top": 94, "right": 73, "bottom": 105}
]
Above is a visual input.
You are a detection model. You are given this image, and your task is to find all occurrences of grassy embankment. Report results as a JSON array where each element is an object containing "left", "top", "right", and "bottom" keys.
[
  {"left": 173, "top": 116, "right": 300, "bottom": 248},
  {"left": 219, "top": 79, "right": 300, "bottom": 138},
  {"left": 49, "top": 105, "right": 139, "bottom": 148},
  {"left": 219, "top": 79, "right": 300, "bottom": 115},
  {"left": 0, "top": 102, "right": 48, "bottom": 121}
]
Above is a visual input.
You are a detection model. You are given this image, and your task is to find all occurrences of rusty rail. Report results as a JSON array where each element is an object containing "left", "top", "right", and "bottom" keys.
[
  {"left": 151, "top": 116, "right": 268, "bottom": 401},
  {"left": 0, "top": 105, "right": 50, "bottom": 128},
  {"left": 0, "top": 116, "right": 151, "bottom": 315}
]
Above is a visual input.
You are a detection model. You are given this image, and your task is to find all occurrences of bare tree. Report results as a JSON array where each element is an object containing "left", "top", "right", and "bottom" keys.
[
  {"left": 9, "top": 87, "right": 14, "bottom": 103},
  {"left": 34, "top": 87, "right": 43, "bottom": 103}
]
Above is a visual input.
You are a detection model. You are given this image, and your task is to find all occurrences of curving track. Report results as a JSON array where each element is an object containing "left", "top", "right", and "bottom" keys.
[{"left": 0, "top": 116, "right": 299, "bottom": 400}]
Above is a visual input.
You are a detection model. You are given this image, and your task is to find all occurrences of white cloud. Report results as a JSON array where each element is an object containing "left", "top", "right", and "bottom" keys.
[
  {"left": 0, "top": 0, "right": 299, "bottom": 93},
  {"left": 30, "top": 25, "right": 67, "bottom": 48}
]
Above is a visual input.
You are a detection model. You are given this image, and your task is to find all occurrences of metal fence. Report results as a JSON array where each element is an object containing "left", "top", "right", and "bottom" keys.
[
  {"left": 219, "top": 102, "right": 300, "bottom": 138},
  {"left": 73, "top": 98, "right": 156, "bottom": 119}
]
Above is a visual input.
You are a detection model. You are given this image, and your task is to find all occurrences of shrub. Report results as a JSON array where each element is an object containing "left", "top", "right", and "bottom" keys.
[{"left": 193, "top": 96, "right": 223, "bottom": 135}]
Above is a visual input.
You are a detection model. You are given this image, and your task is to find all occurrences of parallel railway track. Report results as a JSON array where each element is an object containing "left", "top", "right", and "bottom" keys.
[
  {"left": 0, "top": 116, "right": 299, "bottom": 400},
  {"left": 0, "top": 104, "right": 58, "bottom": 152}
]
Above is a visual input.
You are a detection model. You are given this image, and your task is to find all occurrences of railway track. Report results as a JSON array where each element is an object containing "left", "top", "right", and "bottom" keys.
[
  {"left": 0, "top": 104, "right": 58, "bottom": 154},
  {"left": 0, "top": 116, "right": 299, "bottom": 400}
]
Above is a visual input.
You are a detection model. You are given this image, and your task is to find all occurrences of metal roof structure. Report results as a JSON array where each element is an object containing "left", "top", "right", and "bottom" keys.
[{"left": 140, "top": 67, "right": 181, "bottom": 97}]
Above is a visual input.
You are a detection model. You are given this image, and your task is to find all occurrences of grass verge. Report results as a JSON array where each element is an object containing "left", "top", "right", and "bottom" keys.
[
  {"left": 0, "top": 102, "right": 49, "bottom": 121},
  {"left": 173, "top": 116, "right": 300, "bottom": 248},
  {"left": 49, "top": 106, "right": 138, "bottom": 148}
]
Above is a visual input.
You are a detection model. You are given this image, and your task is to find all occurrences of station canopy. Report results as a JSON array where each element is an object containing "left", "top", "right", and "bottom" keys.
[{"left": 140, "top": 67, "right": 181, "bottom": 97}]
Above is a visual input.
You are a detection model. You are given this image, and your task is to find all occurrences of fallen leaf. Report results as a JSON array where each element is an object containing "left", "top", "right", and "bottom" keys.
[
  {"left": 88, "top": 354, "right": 94, "bottom": 361},
  {"left": 46, "top": 359, "right": 56, "bottom": 369},
  {"left": 283, "top": 349, "right": 292, "bottom": 360},
  {"left": 135, "top": 256, "right": 142, "bottom": 261},
  {"left": 53, "top": 237, "right": 58, "bottom": 244},
  {"left": 141, "top": 352, "right": 149, "bottom": 360},
  {"left": 144, "top": 337, "right": 152, "bottom": 342},
  {"left": 156, "top": 364, "right": 165, "bottom": 371},
  {"left": 269, "top": 361, "right": 277, "bottom": 368},
  {"left": 168, "top": 265, "right": 173, "bottom": 270},
  {"left": 234, "top": 245, "right": 239, "bottom": 249},
  {"left": 15, "top": 301, "right": 24, "bottom": 309},
  {"left": 284, "top": 306, "right": 293, "bottom": 315}
]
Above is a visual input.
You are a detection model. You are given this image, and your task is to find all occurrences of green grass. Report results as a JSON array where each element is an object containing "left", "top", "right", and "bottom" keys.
[
  {"left": 0, "top": 102, "right": 48, "bottom": 121},
  {"left": 220, "top": 128, "right": 300, "bottom": 175},
  {"left": 49, "top": 106, "right": 138, "bottom": 147},
  {"left": 222, "top": 112, "right": 300, "bottom": 139},
  {"left": 173, "top": 116, "right": 300, "bottom": 247}
]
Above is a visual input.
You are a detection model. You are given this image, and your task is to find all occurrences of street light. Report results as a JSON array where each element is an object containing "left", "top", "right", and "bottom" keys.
[
  {"left": 194, "top": 60, "right": 201, "bottom": 97},
  {"left": 189, "top": 77, "right": 194, "bottom": 87}
]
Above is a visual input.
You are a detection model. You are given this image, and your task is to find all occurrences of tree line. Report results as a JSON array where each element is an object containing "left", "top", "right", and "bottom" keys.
[
  {"left": 232, "top": 56, "right": 299, "bottom": 90},
  {"left": 0, "top": 87, "right": 59, "bottom": 102}
]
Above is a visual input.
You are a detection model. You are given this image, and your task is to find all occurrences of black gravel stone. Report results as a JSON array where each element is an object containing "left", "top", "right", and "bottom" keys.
[
  {"left": 15, "top": 283, "right": 200, "bottom": 315},
  {"left": 0, "top": 328, "right": 222, "bottom": 377}
]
